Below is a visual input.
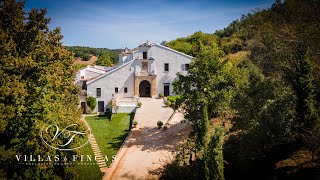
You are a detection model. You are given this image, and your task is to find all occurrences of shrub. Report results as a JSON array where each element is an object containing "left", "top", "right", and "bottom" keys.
[
  {"left": 73, "top": 64, "right": 87, "bottom": 71},
  {"left": 159, "top": 93, "right": 164, "bottom": 98},
  {"left": 86, "top": 96, "right": 96, "bottom": 112},
  {"left": 157, "top": 121, "right": 164, "bottom": 129},
  {"left": 166, "top": 96, "right": 176, "bottom": 102},
  {"left": 137, "top": 101, "right": 142, "bottom": 108},
  {"left": 82, "top": 53, "right": 91, "bottom": 61},
  {"left": 165, "top": 100, "right": 171, "bottom": 107},
  {"left": 166, "top": 95, "right": 182, "bottom": 109}
]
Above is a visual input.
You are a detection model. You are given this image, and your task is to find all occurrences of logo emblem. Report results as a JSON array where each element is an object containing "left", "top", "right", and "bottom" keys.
[{"left": 40, "top": 123, "right": 90, "bottom": 151}]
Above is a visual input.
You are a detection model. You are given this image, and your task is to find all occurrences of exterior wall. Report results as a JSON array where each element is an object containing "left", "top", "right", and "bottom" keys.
[
  {"left": 84, "top": 43, "right": 193, "bottom": 113},
  {"left": 149, "top": 45, "right": 192, "bottom": 96},
  {"left": 86, "top": 60, "right": 135, "bottom": 112},
  {"left": 77, "top": 66, "right": 105, "bottom": 82}
]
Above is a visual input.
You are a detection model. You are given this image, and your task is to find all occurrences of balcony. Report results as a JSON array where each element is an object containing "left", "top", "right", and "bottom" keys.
[
  {"left": 135, "top": 56, "right": 155, "bottom": 61},
  {"left": 134, "top": 70, "right": 156, "bottom": 77}
]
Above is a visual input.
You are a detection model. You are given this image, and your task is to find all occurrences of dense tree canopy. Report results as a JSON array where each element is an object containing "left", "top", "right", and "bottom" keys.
[
  {"left": 95, "top": 52, "right": 113, "bottom": 67},
  {"left": 0, "top": 0, "right": 85, "bottom": 179},
  {"left": 164, "top": 0, "right": 320, "bottom": 179}
]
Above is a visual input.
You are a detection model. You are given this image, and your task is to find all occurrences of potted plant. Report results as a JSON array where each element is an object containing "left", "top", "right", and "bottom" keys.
[
  {"left": 137, "top": 101, "right": 142, "bottom": 108},
  {"left": 157, "top": 121, "right": 163, "bottom": 129},
  {"left": 132, "top": 121, "right": 138, "bottom": 128}
]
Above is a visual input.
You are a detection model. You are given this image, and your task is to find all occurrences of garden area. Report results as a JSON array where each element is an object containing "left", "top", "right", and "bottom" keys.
[
  {"left": 74, "top": 113, "right": 134, "bottom": 179},
  {"left": 74, "top": 137, "right": 104, "bottom": 180},
  {"left": 85, "top": 113, "right": 134, "bottom": 166}
]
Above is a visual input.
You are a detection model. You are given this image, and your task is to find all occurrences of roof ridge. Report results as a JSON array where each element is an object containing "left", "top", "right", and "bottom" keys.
[
  {"left": 152, "top": 43, "right": 194, "bottom": 59},
  {"left": 87, "top": 59, "right": 134, "bottom": 85}
]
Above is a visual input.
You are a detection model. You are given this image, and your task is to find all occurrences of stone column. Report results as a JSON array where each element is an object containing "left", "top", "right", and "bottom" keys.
[
  {"left": 134, "top": 77, "right": 139, "bottom": 97},
  {"left": 151, "top": 77, "right": 157, "bottom": 97}
]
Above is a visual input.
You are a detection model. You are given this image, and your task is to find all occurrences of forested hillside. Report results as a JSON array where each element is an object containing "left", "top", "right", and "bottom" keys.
[
  {"left": 65, "top": 46, "right": 122, "bottom": 65},
  {"left": 161, "top": 0, "right": 320, "bottom": 179}
]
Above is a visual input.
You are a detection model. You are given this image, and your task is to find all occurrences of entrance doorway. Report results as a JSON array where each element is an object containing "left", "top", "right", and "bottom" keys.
[
  {"left": 139, "top": 80, "right": 151, "bottom": 97},
  {"left": 98, "top": 101, "right": 104, "bottom": 112}
]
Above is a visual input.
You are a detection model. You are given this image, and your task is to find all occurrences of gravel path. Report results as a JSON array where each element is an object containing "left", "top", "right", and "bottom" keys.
[{"left": 104, "top": 98, "right": 191, "bottom": 180}]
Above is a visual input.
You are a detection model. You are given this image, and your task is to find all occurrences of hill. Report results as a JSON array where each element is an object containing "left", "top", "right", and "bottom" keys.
[
  {"left": 73, "top": 56, "right": 98, "bottom": 65},
  {"left": 65, "top": 46, "right": 122, "bottom": 64}
]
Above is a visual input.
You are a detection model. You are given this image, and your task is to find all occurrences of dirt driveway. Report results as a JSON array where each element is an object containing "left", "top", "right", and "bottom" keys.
[{"left": 104, "top": 98, "right": 191, "bottom": 180}]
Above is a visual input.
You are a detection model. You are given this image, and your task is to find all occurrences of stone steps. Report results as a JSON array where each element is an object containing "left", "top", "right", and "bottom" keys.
[{"left": 81, "top": 115, "right": 108, "bottom": 170}]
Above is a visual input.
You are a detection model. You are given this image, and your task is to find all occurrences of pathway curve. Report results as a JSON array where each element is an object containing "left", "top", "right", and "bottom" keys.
[{"left": 103, "top": 98, "right": 191, "bottom": 180}]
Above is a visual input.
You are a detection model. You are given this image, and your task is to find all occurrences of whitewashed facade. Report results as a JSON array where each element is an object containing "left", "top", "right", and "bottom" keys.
[{"left": 81, "top": 42, "right": 193, "bottom": 113}]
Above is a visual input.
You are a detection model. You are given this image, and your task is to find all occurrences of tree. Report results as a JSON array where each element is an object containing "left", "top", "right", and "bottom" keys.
[
  {"left": 198, "top": 103, "right": 209, "bottom": 145},
  {"left": 0, "top": 0, "right": 84, "bottom": 178},
  {"left": 95, "top": 52, "right": 112, "bottom": 66},
  {"left": 173, "top": 43, "right": 249, "bottom": 122},
  {"left": 242, "top": 0, "right": 320, "bottom": 146},
  {"left": 167, "top": 31, "right": 220, "bottom": 57},
  {"left": 82, "top": 53, "right": 91, "bottom": 61},
  {"left": 172, "top": 38, "right": 249, "bottom": 178},
  {"left": 223, "top": 0, "right": 320, "bottom": 178},
  {"left": 205, "top": 126, "right": 225, "bottom": 180},
  {"left": 160, "top": 41, "right": 167, "bottom": 46}
]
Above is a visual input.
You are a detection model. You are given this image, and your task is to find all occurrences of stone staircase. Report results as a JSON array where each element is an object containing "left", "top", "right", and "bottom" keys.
[{"left": 115, "top": 98, "right": 138, "bottom": 113}]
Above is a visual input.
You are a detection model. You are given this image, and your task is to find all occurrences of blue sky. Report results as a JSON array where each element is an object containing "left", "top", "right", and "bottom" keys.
[{"left": 25, "top": 0, "right": 274, "bottom": 49}]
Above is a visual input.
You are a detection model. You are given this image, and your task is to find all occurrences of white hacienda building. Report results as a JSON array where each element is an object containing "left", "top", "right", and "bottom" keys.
[{"left": 78, "top": 42, "right": 193, "bottom": 113}]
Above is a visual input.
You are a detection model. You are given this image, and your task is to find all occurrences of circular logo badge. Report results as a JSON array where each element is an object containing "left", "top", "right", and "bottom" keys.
[{"left": 40, "top": 123, "right": 90, "bottom": 151}]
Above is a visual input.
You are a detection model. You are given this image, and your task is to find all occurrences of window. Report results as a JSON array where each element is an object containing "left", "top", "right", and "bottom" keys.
[
  {"left": 184, "top": 64, "right": 190, "bottom": 71},
  {"left": 143, "top": 52, "right": 147, "bottom": 59},
  {"left": 96, "top": 88, "right": 101, "bottom": 97},
  {"left": 164, "top": 63, "right": 169, "bottom": 72},
  {"left": 142, "top": 62, "right": 148, "bottom": 71},
  {"left": 81, "top": 76, "right": 84, "bottom": 79},
  {"left": 124, "top": 87, "right": 128, "bottom": 93},
  {"left": 115, "top": 87, "right": 118, "bottom": 93}
]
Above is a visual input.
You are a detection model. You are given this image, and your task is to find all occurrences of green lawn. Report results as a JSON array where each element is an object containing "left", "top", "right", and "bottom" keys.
[
  {"left": 74, "top": 137, "right": 104, "bottom": 180},
  {"left": 85, "top": 113, "right": 134, "bottom": 166}
]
